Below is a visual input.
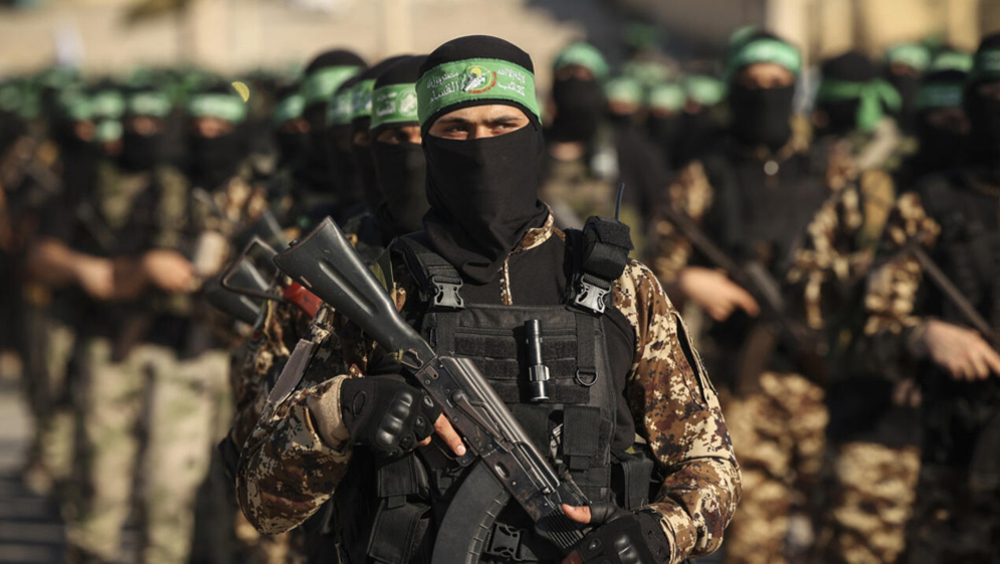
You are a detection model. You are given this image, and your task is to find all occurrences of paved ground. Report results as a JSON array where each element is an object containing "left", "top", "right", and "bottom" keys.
[{"left": 0, "top": 356, "right": 66, "bottom": 564}]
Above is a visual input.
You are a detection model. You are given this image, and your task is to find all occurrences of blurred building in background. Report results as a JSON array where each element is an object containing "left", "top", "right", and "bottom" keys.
[{"left": 0, "top": 0, "right": 996, "bottom": 80}]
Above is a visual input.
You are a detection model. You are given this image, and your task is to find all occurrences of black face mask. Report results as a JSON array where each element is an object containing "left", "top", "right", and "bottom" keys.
[
  {"left": 647, "top": 114, "right": 683, "bottom": 160},
  {"left": 889, "top": 74, "right": 921, "bottom": 133},
  {"left": 373, "top": 141, "right": 428, "bottom": 237},
  {"left": 275, "top": 130, "right": 306, "bottom": 164},
  {"left": 729, "top": 84, "right": 795, "bottom": 150},
  {"left": 351, "top": 141, "right": 379, "bottom": 211},
  {"left": 916, "top": 115, "right": 967, "bottom": 173},
  {"left": 423, "top": 123, "right": 548, "bottom": 284},
  {"left": 966, "top": 92, "right": 1000, "bottom": 175},
  {"left": 674, "top": 110, "right": 716, "bottom": 167},
  {"left": 820, "top": 99, "right": 862, "bottom": 135},
  {"left": 189, "top": 131, "right": 243, "bottom": 188},
  {"left": 548, "top": 78, "right": 605, "bottom": 143},
  {"left": 120, "top": 131, "right": 166, "bottom": 171}
]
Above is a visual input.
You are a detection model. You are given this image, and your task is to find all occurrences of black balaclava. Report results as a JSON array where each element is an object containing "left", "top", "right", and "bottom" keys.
[
  {"left": 370, "top": 55, "right": 430, "bottom": 241},
  {"left": 419, "top": 36, "right": 548, "bottom": 284},
  {"left": 966, "top": 33, "right": 1000, "bottom": 179},
  {"left": 728, "top": 32, "right": 798, "bottom": 151},
  {"left": 302, "top": 49, "right": 367, "bottom": 177},
  {"left": 889, "top": 72, "right": 921, "bottom": 133},
  {"left": 120, "top": 88, "right": 169, "bottom": 171},
  {"left": 188, "top": 84, "right": 246, "bottom": 188},
  {"left": 273, "top": 84, "right": 307, "bottom": 164},
  {"left": 818, "top": 51, "right": 879, "bottom": 135},
  {"left": 914, "top": 69, "right": 968, "bottom": 173},
  {"left": 730, "top": 84, "right": 795, "bottom": 150},
  {"left": 327, "top": 75, "right": 362, "bottom": 194},
  {"left": 548, "top": 76, "right": 605, "bottom": 143},
  {"left": 350, "top": 55, "right": 410, "bottom": 212}
]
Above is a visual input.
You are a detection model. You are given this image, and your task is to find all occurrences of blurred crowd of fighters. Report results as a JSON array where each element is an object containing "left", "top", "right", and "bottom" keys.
[{"left": 0, "top": 19, "right": 997, "bottom": 564}]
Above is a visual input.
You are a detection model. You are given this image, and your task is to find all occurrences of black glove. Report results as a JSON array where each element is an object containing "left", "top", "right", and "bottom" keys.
[
  {"left": 574, "top": 509, "right": 670, "bottom": 564},
  {"left": 339, "top": 376, "right": 442, "bottom": 457}
]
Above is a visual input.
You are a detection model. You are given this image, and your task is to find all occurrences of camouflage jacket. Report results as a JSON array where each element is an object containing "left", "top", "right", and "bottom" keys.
[
  {"left": 236, "top": 213, "right": 741, "bottom": 563},
  {"left": 649, "top": 119, "right": 893, "bottom": 331}
]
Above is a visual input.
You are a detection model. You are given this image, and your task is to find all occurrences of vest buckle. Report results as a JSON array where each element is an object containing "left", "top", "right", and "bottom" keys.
[
  {"left": 575, "top": 369, "right": 599, "bottom": 387},
  {"left": 486, "top": 523, "right": 525, "bottom": 561},
  {"left": 573, "top": 276, "right": 609, "bottom": 315},
  {"left": 431, "top": 279, "right": 465, "bottom": 310}
]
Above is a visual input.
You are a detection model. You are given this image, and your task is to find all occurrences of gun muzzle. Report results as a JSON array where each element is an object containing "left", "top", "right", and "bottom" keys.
[{"left": 525, "top": 319, "right": 549, "bottom": 402}]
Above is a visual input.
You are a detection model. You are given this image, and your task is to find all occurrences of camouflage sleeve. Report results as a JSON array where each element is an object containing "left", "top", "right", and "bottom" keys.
[
  {"left": 862, "top": 192, "right": 940, "bottom": 373},
  {"left": 235, "top": 313, "right": 355, "bottom": 534},
  {"left": 615, "top": 260, "right": 741, "bottom": 562},
  {"left": 149, "top": 166, "right": 191, "bottom": 251},
  {"left": 648, "top": 161, "right": 714, "bottom": 283}
]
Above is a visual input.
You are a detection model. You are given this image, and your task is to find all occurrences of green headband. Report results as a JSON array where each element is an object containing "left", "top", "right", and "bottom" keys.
[
  {"left": 683, "top": 75, "right": 726, "bottom": 106},
  {"left": 327, "top": 88, "right": 354, "bottom": 126},
  {"left": 647, "top": 83, "right": 685, "bottom": 112},
  {"left": 605, "top": 77, "right": 643, "bottom": 106},
  {"left": 350, "top": 78, "right": 376, "bottom": 121},
  {"left": 95, "top": 119, "right": 123, "bottom": 143},
  {"left": 57, "top": 88, "right": 93, "bottom": 121},
  {"left": 623, "top": 60, "right": 673, "bottom": 88},
  {"left": 553, "top": 42, "right": 609, "bottom": 81},
  {"left": 970, "top": 47, "right": 1000, "bottom": 84},
  {"left": 91, "top": 90, "right": 126, "bottom": 119},
  {"left": 127, "top": 91, "right": 173, "bottom": 118},
  {"left": 187, "top": 93, "right": 247, "bottom": 123},
  {"left": 301, "top": 65, "right": 361, "bottom": 106},
  {"left": 272, "top": 94, "right": 305, "bottom": 125},
  {"left": 816, "top": 79, "right": 901, "bottom": 133},
  {"left": 885, "top": 44, "right": 931, "bottom": 72},
  {"left": 416, "top": 58, "right": 540, "bottom": 126},
  {"left": 915, "top": 82, "right": 964, "bottom": 111},
  {"left": 370, "top": 83, "right": 419, "bottom": 130},
  {"left": 930, "top": 51, "right": 973, "bottom": 73},
  {"left": 727, "top": 38, "right": 802, "bottom": 78},
  {"left": 0, "top": 83, "right": 23, "bottom": 114}
]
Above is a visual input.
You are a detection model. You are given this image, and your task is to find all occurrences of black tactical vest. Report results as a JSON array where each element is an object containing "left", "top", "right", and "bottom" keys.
[
  {"left": 330, "top": 225, "right": 654, "bottom": 564},
  {"left": 917, "top": 173, "right": 1000, "bottom": 468}
]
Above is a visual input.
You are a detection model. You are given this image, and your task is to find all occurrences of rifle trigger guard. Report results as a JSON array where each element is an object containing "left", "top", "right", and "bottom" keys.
[{"left": 574, "top": 279, "right": 608, "bottom": 315}]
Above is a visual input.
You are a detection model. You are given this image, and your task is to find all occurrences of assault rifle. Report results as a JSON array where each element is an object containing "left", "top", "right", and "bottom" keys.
[
  {"left": 273, "top": 218, "right": 589, "bottom": 563},
  {"left": 886, "top": 238, "right": 1000, "bottom": 493},
  {"left": 657, "top": 204, "right": 828, "bottom": 392}
]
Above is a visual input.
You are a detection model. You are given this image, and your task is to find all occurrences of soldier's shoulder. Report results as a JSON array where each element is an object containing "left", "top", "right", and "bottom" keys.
[{"left": 613, "top": 258, "right": 675, "bottom": 324}]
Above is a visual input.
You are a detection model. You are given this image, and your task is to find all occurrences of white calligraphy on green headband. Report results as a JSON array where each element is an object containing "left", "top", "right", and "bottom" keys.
[
  {"left": 916, "top": 83, "right": 964, "bottom": 111},
  {"left": 370, "top": 83, "right": 419, "bottom": 130},
  {"left": 91, "top": 90, "right": 126, "bottom": 120},
  {"left": 972, "top": 48, "right": 1000, "bottom": 83},
  {"left": 727, "top": 38, "right": 802, "bottom": 78},
  {"left": 350, "top": 78, "right": 376, "bottom": 121},
  {"left": 127, "top": 91, "right": 173, "bottom": 118},
  {"left": 416, "top": 58, "right": 539, "bottom": 126},
  {"left": 301, "top": 66, "right": 361, "bottom": 106},
  {"left": 327, "top": 88, "right": 354, "bottom": 126},
  {"left": 187, "top": 93, "right": 248, "bottom": 123},
  {"left": 272, "top": 94, "right": 305, "bottom": 125}
]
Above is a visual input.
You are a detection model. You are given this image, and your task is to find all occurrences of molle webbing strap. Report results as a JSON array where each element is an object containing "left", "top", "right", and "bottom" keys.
[
  {"left": 367, "top": 457, "right": 430, "bottom": 564},
  {"left": 394, "top": 236, "right": 464, "bottom": 310}
]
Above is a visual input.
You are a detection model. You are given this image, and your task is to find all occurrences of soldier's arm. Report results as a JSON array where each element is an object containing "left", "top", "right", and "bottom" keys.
[
  {"left": 862, "top": 192, "right": 939, "bottom": 375},
  {"left": 615, "top": 260, "right": 741, "bottom": 563},
  {"left": 648, "top": 161, "right": 714, "bottom": 285}
]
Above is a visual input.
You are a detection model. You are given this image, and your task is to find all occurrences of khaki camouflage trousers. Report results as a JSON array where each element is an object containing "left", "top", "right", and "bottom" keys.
[
  {"left": 66, "top": 338, "right": 229, "bottom": 564},
  {"left": 22, "top": 311, "right": 76, "bottom": 489},
  {"left": 721, "top": 372, "right": 828, "bottom": 564},
  {"left": 819, "top": 442, "right": 921, "bottom": 564},
  {"left": 903, "top": 465, "right": 1000, "bottom": 564}
]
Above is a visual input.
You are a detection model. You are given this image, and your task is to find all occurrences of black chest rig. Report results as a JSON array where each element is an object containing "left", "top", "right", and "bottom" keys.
[
  {"left": 918, "top": 173, "right": 1000, "bottom": 468},
  {"left": 334, "top": 220, "right": 653, "bottom": 564}
]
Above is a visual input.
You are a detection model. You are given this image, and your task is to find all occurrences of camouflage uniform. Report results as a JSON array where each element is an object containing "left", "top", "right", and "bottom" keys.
[
  {"left": 649, "top": 119, "right": 888, "bottom": 564},
  {"left": 863, "top": 185, "right": 1000, "bottom": 564},
  {"left": 237, "top": 214, "right": 741, "bottom": 564}
]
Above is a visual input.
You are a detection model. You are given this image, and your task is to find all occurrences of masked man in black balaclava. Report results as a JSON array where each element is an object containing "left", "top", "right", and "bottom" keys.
[
  {"left": 271, "top": 49, "right": 365, "bottom": 233},
  {"left": 649, "top": 30, "right": 912, "bottom": 564},
  {"left": 237, "top": 34, "right": 739, "bottom": 564},
  {"left": 863, "top": 32, "right": 1000, "bottom": 564},
  {"left": 895, "top": 68, "right": 969, "bottom": 192},
  {"left": 271, "top": 84, "right": 307, "bottom": 168},
  {"left": 884, "top": 42, "right": 931, "bottom": 136}
]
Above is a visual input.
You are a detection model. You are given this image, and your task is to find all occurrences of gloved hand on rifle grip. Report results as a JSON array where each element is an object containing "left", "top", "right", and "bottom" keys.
[
  {"left": 561, "top": 505, "right": 670, "bottom": 564},
  {"left": 340, "top": 375, "right": 443, "bottom": 457}
]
